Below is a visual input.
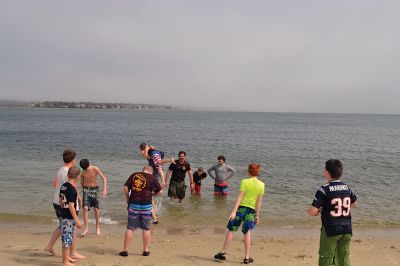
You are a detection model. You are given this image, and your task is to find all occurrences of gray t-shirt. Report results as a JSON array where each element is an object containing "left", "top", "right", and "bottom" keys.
[{"left": 207, "top": 164, "right": 236, "bottom": 184}]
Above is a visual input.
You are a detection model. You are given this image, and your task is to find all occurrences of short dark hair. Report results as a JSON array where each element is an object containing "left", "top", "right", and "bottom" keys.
[
  {"left": 80, "top": 159, "right": 90, "bottom": 170},
  {"left": 217, "top": 155, "right": 225, "bottom": 162},
  {"left": 325, "top": 159, "right": 343, "bottom": 179},
  {"left": 139, "top": 143, "right": 147, "bottom": 150},
  {"left": 178, "top": 151, "right": 186, "bottom": 156},
  {"left": 63, "top": 150, "right": 76, "bottom": 163},
  {"left": 67, "top": 166, "right": 80, "bottom": 179}
]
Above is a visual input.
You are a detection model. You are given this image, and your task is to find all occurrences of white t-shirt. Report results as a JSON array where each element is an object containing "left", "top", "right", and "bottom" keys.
[{"left": 53, "top": 166, "right": 69, "bottom": 205}]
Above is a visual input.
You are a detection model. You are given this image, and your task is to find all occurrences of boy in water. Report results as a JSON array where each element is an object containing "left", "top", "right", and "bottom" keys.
[
  {"left": 214, "top": 164, "right": 265, "bottom": 264},
  {"left": 59, "top": 167, "right": 84, "bottom": 266},
  {"left": 79, "top": 159, "right": 107, "bottom": 236},
  {"left": 307, "top": 159, "right": 358, "bottom": 266},
  {"left": 45, "top": 150, "right": 84, "bottom": 262},
  {"left": 207, "top": 155, "right": 236, "bottom": 196},
  {"left": 192, "top": 167, "right": 207, "bottom": 194},
  {"left": 119, "top": 166, "right": 162, "bottom": 257}
]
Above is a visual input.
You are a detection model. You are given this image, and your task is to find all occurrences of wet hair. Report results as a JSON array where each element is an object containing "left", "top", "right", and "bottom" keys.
[
  {"left": 178, "top": 151, "right": 186, "bottom": 156},
  {"left": 325, "top": 159, "right": 343, "bottom": 179},
  {"left": 248, "top": 163, "right": 261, "bottom": 176},
  {"left": 67, "top": 166, "right": 80, "bottom": 179},
  {"left": 217, "top": 155, "right": 225, "bottom": 162},
  {"left": 79, "top": 159, "right": 90, "bottom": 170},
  {"left": 139, "top": 143, "right": 147, "bottom": 151},
  {"left": 63, "top": 150, "right": 76, "bottom": 163}
]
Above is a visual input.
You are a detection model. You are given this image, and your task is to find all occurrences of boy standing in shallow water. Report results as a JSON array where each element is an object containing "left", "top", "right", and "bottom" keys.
[
  {"left": 307, "top": 159, "right": 357, "bottom": 266},
  {"left": 119, "top": 166, "right": 162, "bottom": 257},
  {"left": 214, "top": 164, "right": 265, "bottom": 264},
  {"left": 207, "top": 155, "right": 236, "bottom": 196},
  {"left": 59, "top": 167, "right": 84, "bottom": 266},
  {"left": 79, "top": 159, "right": 107, "bottom": 236}
]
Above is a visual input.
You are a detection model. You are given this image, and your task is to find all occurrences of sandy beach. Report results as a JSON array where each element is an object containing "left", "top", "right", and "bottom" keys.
[{"left": 0, "top": 221, "right": 399, "bottom": 266}]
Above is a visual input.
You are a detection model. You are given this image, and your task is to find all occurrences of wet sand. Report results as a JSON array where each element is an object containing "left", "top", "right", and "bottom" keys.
[{"left": 0, "top": 221, "right": 399, "bottom": 266}]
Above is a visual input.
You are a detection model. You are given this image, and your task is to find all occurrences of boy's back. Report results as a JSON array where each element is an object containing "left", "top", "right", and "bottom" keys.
[
  {"left": 240, "top": 177, "right": 265, "bottom": 210},
  {"left": 313, "top": 180, "right": 357, "bottom": 236}
]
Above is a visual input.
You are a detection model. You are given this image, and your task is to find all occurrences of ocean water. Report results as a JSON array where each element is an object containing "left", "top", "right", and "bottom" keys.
[{"left": 0, "top": 108, "right": 399, "bottom": 227}]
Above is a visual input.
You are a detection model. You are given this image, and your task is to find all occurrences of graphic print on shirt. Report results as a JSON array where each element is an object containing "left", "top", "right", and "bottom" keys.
[{"left": 132, "top": 173, "right": 147, "bottom": 192}]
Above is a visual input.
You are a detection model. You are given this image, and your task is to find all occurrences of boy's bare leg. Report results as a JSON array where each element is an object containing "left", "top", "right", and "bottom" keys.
[
  {"left": 94, "top": 208, "right": 101, "bottom": 235},
  {"left": 123, "top": 229, "right": 134, "bottom": 251},
  {"left": 221, "top": 230, "right": 234, "bottom": 252},
  {"left": 44, "top": 227, "right": 60, "bottom": 255},
  {"left": 142, "top": 229, "right": 151, "bottom": 252},
  {"left": 244, "top": 231, "right": 251, "bottom": 258},
  {"left": 62, "top": 246, "right": 74, "bottom": 266},
  {"left": 70, "top": 225, "right": 86, "bottom": 259},
  {"left": 81, "top": 207, "right": 89, "bottom": 236},
  {"left": 151, "top": 198, "right": 157, "bottom": 222}
]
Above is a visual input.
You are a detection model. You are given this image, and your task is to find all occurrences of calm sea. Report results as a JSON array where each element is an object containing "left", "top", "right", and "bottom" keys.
[{"left": 0, "top": 108, "right": 399, "bottom": 227}]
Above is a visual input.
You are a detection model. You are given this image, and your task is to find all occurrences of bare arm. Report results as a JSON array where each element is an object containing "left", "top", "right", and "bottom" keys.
[
  {"left": 68, "top": 203, "right": 83, "bottom": 228},
  {"left": 351, "top": 201, "right": 357, "bottom": 207},
  {"left": 165, "top": 169, "right": 171, "bottom": 186},
  {"left": 95, "top": 166, "right": 107, "bottom": 198},
  {"left": 123, "top": 186, "right": 129, "bottom": 204},
  {"left": 254, "top": 194, "right": 263, "bottom": 224},
  {"left": 307, "top": 206, "right": 322, "bottom": 217},
  {"left": 188, "top": 170, "right": 194, "bottom": 192},
  {"left": 229, "top": 191, "right": 244, "bottom": 220}
]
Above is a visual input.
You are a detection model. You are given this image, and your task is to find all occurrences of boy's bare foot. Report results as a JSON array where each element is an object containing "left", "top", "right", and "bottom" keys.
[
  {"left": 69, "top": 257, "right": 76, "bottom": 263},
  {"left": 96, "top": 228, "right": 101, "bottom": 235},
  {"left": 44, "top": 247, "right": 56, "bottom": 256},
  {"left": 62, "top": 263, "right": 75, "bottom": 266},
  {"left": 80, "top": 229, "right": 88, "bottom": 237},
  {"left": 70, "top": 253, "right": 86, "bottom": 259}
]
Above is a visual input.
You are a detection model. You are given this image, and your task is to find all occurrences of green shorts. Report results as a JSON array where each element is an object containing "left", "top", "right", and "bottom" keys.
[
  {"left": 319, "top": 226, "right": 352, "bottom": 266},
  {"left": 227, "top": 206, "right": 256, "bottom": 234},
  {"left": 168, "top": 180, "right": 186, "bottom": 200}
]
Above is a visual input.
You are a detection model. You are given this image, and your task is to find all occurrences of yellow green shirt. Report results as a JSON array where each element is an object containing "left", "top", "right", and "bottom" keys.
[{"left": 239, "top": 177, "right": 265, "bottom": 210}]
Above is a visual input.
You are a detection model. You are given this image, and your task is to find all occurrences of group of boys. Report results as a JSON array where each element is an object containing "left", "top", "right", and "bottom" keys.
[
  {"left": 45, "top": 150, "right": 107, "bottom": 266},
  {"left": 46, "top": 146, "right": 358, "bottom": 266}
]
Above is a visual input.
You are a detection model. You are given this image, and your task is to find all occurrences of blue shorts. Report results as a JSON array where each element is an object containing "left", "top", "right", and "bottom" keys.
[
  {"left": 227, "top": 206, "right": 256, "bottom": 234},
  {"left": 127, "top": 203, "right": 153, "bottom": 231},
  {"left": 61, "top": 218, "right": 76, "bottom": 248}
]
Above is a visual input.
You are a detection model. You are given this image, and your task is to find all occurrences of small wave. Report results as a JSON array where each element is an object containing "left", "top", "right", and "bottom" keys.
[{"left": 87, "top": 215, "right": 119, "bottom": 225}]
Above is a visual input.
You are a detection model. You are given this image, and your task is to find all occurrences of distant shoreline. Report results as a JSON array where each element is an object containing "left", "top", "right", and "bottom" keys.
[{"left": 0, "top": 101, "right": 176, "bottom": 110}]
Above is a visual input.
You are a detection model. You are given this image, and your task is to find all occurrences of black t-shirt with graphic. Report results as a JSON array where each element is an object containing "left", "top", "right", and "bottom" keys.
[
  {"left": 59, "top": 182, "right": 79, "bottom": 219},
  {"left": 311, "top": 180, "right": 357, "bottom": 236},
  {"left": 193, "top": 171, "right": 207, "bottom": 184},
  {"left": 169, "top": 160, "right": 191, "bottom": 182},
  {"left": 124, "top": 172, "right": 162, "bottom": 204}
]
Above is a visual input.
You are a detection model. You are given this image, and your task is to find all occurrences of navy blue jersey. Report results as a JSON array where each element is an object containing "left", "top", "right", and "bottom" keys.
[{"left": 311, "top": 180, "right": 357, "bottom": 236}]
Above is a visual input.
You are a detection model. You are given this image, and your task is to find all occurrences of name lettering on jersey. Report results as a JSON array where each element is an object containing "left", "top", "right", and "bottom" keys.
[{"left": 329, "top": 185, "right": 349, "bottom": 192}]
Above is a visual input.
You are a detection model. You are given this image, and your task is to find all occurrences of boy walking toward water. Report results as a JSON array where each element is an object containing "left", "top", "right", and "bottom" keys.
[
  {"left": 119, "top": 166, "right": 162, "bottom": 257},
  {"left": 59, "top": 167, "right": 84, "bottom": 266},
  {"left": 208, "top": 155, "right": 236, "bottom": 196},
  {"left": 307, "top": 159, "right": 358, "bottom": 266},
  {"left": 45, "top": 150, "right": 84, "bottom": 262},
  {"left": 79, "top": 159, "right": 107, "bottom": 236},
  {"left": 214, "top": 164, "right": 264, "bottom": 264}
]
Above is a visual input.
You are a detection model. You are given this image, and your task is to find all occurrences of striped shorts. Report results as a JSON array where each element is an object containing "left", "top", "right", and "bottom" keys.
[{"left": 127, "top": 203, "right": 153, "bottom": 231}]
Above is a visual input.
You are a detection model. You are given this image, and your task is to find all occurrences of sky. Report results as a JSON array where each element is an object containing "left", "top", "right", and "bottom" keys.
[{"left": 0, "top": 1, "right": 399, "bottom": 114}]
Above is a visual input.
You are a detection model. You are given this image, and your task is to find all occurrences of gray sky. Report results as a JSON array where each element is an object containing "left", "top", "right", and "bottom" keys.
[{"left": 1, "top": 1, "right": 399, "bottom": 113}]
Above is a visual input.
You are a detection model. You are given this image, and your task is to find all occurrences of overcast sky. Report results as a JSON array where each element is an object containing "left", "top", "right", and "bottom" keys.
[{"left": 1, "top": 1, "right": 399, "bottom": 113}]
